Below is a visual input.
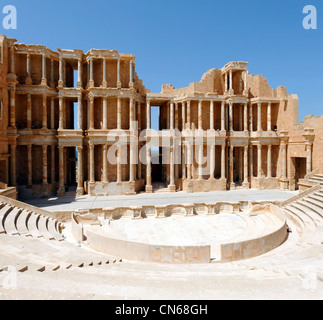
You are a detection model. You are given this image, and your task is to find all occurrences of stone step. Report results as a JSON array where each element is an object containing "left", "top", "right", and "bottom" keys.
[
  {"left": 0, "top": 205, "right": 12, "bottom": 233},
  {"left": 308, "top": 194, "right": 323, "bottom": 204},
  {"left": 287, "top": 204, "right": 317, "bottom": 231},
  {"left": 309, "top": 179, "right": 323, "bottom": 185},
  {"left": 305, "top": 196, "right": 323, "bottom": 209},
  {"left": 297, "top": 200, "right": 323, "bottom": 222},
  {"left": 26, "top": 213, "right": 43, "bottom": 238},
  {"left": 15, "top": 210, "right": 32, "bottom": 236},
  {"left": 36, "top": 216, "right": 54, "bottom": 240},
  {"left": 284, "top": 207, "right": 307, "bottom": 232},
  {"left": 3, "top": 207, "right": 21, "bottom": 236},
  {"left": 293, "top": 201, "right": 323, "bottom": 224},
  {"left": 47, "top": 218, "right": 65, "bottom": 241}
]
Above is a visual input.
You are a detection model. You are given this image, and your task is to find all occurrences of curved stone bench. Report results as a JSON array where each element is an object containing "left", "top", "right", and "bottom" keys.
[
  {"left": 0, "top": 196, "right": 65, "bottom": 241},
  {"left": 74, "top": 203, "right": 288, "bottom": 264}
]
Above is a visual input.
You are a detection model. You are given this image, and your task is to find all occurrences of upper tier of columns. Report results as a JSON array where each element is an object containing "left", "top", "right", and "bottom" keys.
[{"left": 152, "top": 100, "right": 274, "bottom": 132}]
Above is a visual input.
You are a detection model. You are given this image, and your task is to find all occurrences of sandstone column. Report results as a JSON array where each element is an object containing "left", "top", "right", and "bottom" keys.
[
  {"left": 59, "top": 97, "right": 64, "bottom": 130},
  {"left": 267, "top": 102, "right": 272, "bottom": 131},
  {"left": 243, "top": 145, "right": 249, "bottom": 188},
  {"left": 198, "top": 100, "right": 203, "bottom": 130},
  {"left": 225, "top": 72, "right": 228, "bottom": 93},
  {"left": 187, "top": 143, "right": 192, "bottom": 181},
  {"left": 229, "top": 70, "right": 233, "bottom": 94},
  {"left": 117, "top": 145, "right": 121, "bottom": 184},
  {"left": 257, "top": 102, "right": 262, "bottom": 131},
  {"left": 243, "top": 71, "right": 248, "bottom": 95},
  {"left": 187, "top": 100, "right": 191, "bottom": 129},
  {"left": 78, "top": 97, "right": 82, "bottom": 130},
  {"left": 51, "top": 145, "right": 55, "bottom": 184},
  {"left": 244, "top": 103, "right": 248, "bottom": 131},
  {"left": 102, "top": 58, "right": 107, "bottom": 88},
  {"left": 146, "top": 139, "right": 152, "bottom": 193},
  {"left": 77, "top": 59, "right": 82, "bottom": 88},
  {"left": 198, "top": 139, "right": 203, "bottom": 180},
  {"left": 41, "top": 54, "right": 47, "bottom": 86},
  {"left": 129, "top": 60, "right": 134, "bottom": 87},
  {"left": 137, "top": 102, "right": 142, "bottom": 180},
  {"left": 42, "top": 94, "right": 47, "bottom": 129},
  {"left": 146, "top": 100, "right": 151, "bottom": 130},
  {"left": 182, "top": 142, "right": 186, "bottom": 179},
  {"left": 26, "top": 54, "right": 32, "bottom": 85},
  {"left": 51, "top": 98, "right": 55, "bottom": 130},
  {"left": 249, "top": 145, "right": 254, "bottom": 179},
  {"left": 42, "top": 145, "right": 48, "bottom": 186},
  {"left": 117, "top": 58, "right": 121, "bottom": 88},
  {"left": 90, "top": 96, "right": 95, "bottom": 130},
  {"left": 175, "top": 103, "right": 179, "bottom": 130},
  {"left": 59, "top": 58, "right": 64, "bottom": 87},
  {"left": 249, "top": 103, "right": 253, "bottom": 132},
  {"left": 89, "top": 58, "right": 94, "bottom": 87},
  {"left": 27, "top": 144, "right": 32, "bottom": 187},
  {"left": 209, "top": 143, "right": 215, "bottom": 180},
  {"left": 229, "top": 101, "right": 233, "bottom": 131},
  {"left": 210, "top": 101, "right": 214, "bottom": 130},
  {"left": 267, "top": 145, "right": 272, "bottom": 178},
  {"left": 89, "top": 143, "right": 95, "bottom": 183},
  {"left": 169, "top": 145, "right": 176, "bottom": 192},
  {"left": 77, "top": 146, "right": 84, "bottom": 196},
  {"left": 129, "top": 98, "right": 134, "bottom": 131},
  {"left": 102, "top": 97, "right": 108, "bottom": 130},
  {"left": 230, "top": 146, "right": 235, "bottom": 189},
  {"left": 221, "top": 144, "right": 226, "bottom": 180},
  {"left": 57, "top": 146, "right": 65, "bottom": 196},
  {"left": 27, "top": 94, "right": 32, "bottom": 130},
  {"left": 182, "top": 102, "right": 186, "bottom": 130},
  {"left": 50, "top": 59, "right": 55, "bottom": 88},
  {"left": 117, "top": 97, "right": 122, "bottom": 130},
  {"left": 102, "top": 144, "right": 108, "bottom": 183},
  {"left": 170, "top": 102, "right": 174, "bottom": 130},
  {"left": 257, "top": 144, "right": 262, "bottom": 178},
  {"left": 221, "top": 101, "right": 225, "bottom": 131},
  {"left": 9, "top": 90, "right": 16, "bottom": 129}
]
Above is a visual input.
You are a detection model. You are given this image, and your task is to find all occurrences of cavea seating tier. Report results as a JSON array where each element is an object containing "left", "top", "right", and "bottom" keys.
[{"left": 0, "top": 196, "right": 64, "bottom": 241}]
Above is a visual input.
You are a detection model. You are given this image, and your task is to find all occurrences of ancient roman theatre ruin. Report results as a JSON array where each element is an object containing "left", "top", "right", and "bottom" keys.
[{"left": 0, "top": 35, "right": 322, "bottom": 299}]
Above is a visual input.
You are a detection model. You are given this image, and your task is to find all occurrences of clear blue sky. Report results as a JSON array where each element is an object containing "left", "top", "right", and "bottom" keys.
[{"left": 3, "top": 0, "right": 323, "bottom": 122}]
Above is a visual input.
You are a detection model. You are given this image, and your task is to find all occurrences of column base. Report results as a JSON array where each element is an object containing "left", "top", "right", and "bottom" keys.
[
  {"left": 279, "top": 178, "right": 289, "bottom": 191},
  {"left": 230, "top": 182, "right": 236, "bottom": 190},
  {"left": 102, "top": 80, "right": 107, "bottom": 88},
  {"left": 77, "top": 81, "right": 83, "bottom": 89},
  {"left": 58, "top": 80, "right": 64, "bottom": 89},
  {"left": 168, "top": 184, "right": 176, "bottom": 193},
  {"left": 228, "top": 89, "right": 234, "bottom": 96},
  {"left": 129, "top": 82, "right": 134, "bottom": 89},
  {"left": 146, "top": 185, "right": 153, "bottom": 193},
  {"left": 89, "top": 80, "right": 95, "bottom": 88},
  {"left": 25, "top": 77, "right": 32, "bottom": 85},
  {"left": 76, "top": 187, "right": 84, "bottom": 197},
  {"left": 243, "top": 89, "right": 248, "bottom": 96},
  {"left": 41, "top": 79, "right": 47, "bottom": 86},
  {"left": 57, "top": 186, "right": 65, "bottom": 197},
  {"left": 117, "top": 81, "right": 122, "bottom": 89},
  {"left": 242, "top": 182, "right": 250, "bottom": 189}
]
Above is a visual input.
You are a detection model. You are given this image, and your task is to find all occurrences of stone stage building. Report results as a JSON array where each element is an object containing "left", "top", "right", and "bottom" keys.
[{"left": 0, "top": 35, "right": 321, "bottom": 199}]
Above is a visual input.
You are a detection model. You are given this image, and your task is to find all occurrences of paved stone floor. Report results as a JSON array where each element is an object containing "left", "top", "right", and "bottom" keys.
[{"left": 25, "top": 189, "right": 298, "bottom": 212}]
